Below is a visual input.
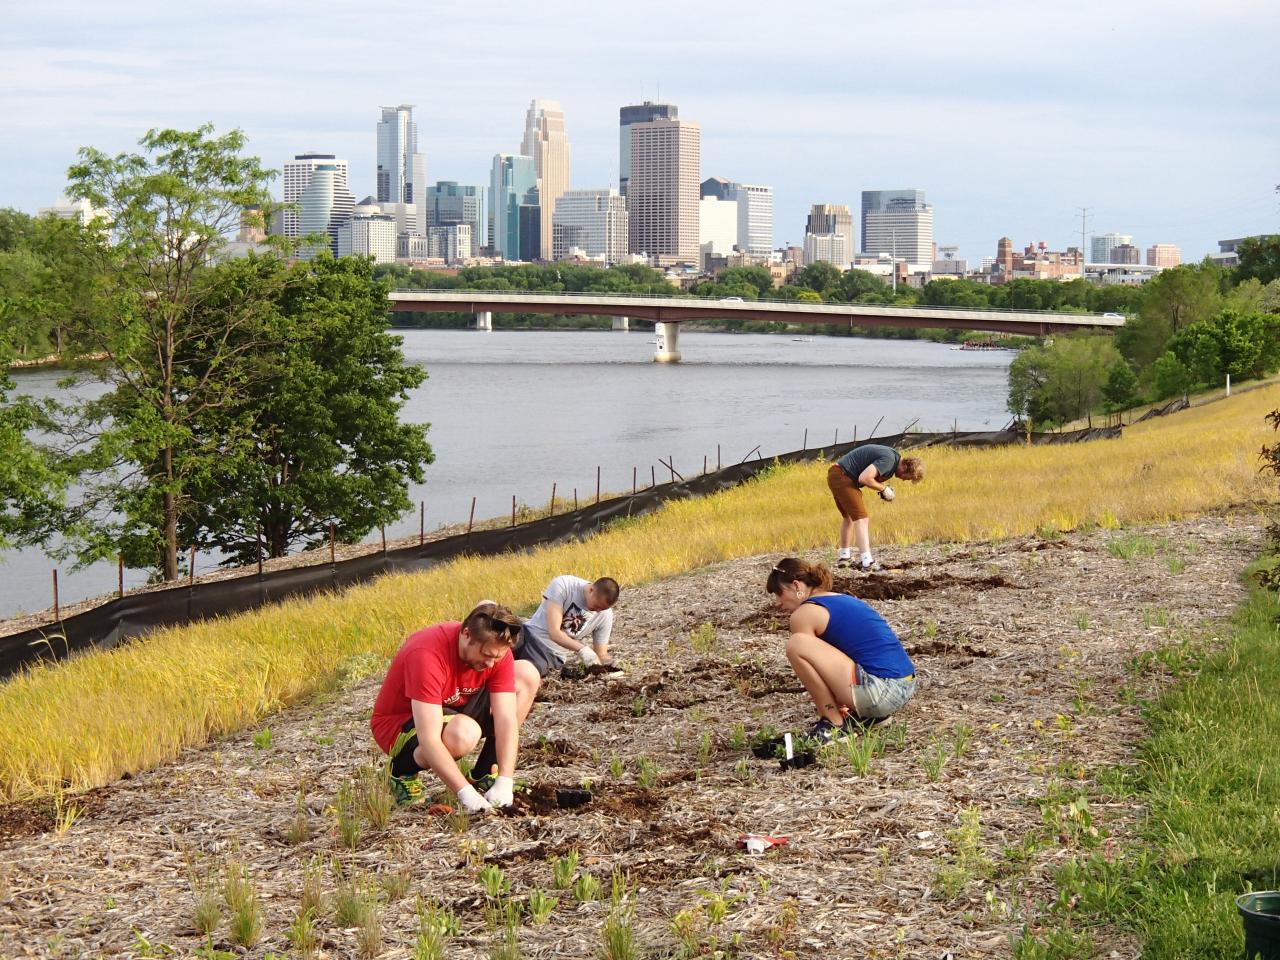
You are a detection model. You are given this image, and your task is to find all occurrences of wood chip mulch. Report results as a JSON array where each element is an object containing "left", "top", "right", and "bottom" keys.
[{"left": 0, "top": 510, "right": 1265, "bottom": 959}]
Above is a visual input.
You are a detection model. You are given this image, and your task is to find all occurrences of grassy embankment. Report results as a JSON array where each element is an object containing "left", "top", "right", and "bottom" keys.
[
  {"left": 1015, "top": 565, "right": 1280, "bottom": 959},
  {"left": 0, "top": 385, "right": 1276, "bottom": 804}
]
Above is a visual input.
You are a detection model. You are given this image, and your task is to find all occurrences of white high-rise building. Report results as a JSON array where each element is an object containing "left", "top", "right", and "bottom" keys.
[
  {"left": 805, "top": 204, "right": 854, "bottom": 267},
  {"left": 296, "top": 162, "right": 355, "bottom": 259},
  {"left": 552, "top": 189, "right": 628, "bottom": 264},
  {"left": 628, "top": 117, "right": 700, "bottom": 263},
  {"left": 38, "top": 196, "right": 104, "bottom": 226},
  {"left": 698, "top": 196, "right": 738, "bottom": 256},
  {"left": 282, "top": 153, "right": 350, "bottom": 240},
  {"left": 1091, "top": 232, "right": 1134, "bottom": 264},
  {"left": 735, "top": 184, "right": 773, "bottom": 258},
  {"left": 863, "top": 198, "right": 934, "bottom": 268},
  {"left": 522, "top": 99, "right": 571, "bottom": 262},
  {"left": 426, "top": 223, "right": 473, "bottom": 263},
  {"left": 376, "top": 105, "right": 426, "bottom": 235},
  {"left": 426, "top": 182, "right": 486, "bottom": 255},
  {"left": 337, "top": 210, "right": 397, "bottom": 263},
  {"left": 804, "top": 232, "right": 848, "bottom": 268}
]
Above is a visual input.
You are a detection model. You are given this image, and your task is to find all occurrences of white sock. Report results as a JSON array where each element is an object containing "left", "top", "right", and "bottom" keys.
[
  {"left": 861, "top": 552, "right": 874, "bottom": 566},
  {"left": 838, "top": 548, "right": 852, "bottom": 560}
]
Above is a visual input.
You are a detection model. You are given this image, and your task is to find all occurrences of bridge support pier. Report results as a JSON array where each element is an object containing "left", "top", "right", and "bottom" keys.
[
  {"left": 654, "top": 322, "right": 681, "bottom": 363},
  {"left": 612, "top": 315, "right": 630, "bottom": 332},
  {"left": 475, "top": 310, "right": 492, "bottom": 332}
]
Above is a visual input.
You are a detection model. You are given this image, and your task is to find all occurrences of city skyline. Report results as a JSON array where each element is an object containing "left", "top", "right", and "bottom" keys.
[{"left": 3, "top": 0, "right": 1277, "bottom": 263}]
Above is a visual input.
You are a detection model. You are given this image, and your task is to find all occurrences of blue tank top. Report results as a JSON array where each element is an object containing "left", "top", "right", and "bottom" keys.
[{"left": 804, "top": 594, "right": 915, "bottom": 680}]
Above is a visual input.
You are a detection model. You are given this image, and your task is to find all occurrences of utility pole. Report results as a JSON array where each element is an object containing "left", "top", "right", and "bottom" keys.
[{"left": 1077, "top": 207, "right": 1092, "bottom": 267}]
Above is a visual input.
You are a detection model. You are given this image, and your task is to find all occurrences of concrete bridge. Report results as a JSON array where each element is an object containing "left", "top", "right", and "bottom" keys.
[{"left": 388, "top": 289, "right": 1123, "bottom": 362}]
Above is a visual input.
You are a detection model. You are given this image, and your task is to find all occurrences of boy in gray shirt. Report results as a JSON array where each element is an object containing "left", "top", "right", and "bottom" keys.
[{"left": 516, "top": 575, "right": 622, "bottom": 677}]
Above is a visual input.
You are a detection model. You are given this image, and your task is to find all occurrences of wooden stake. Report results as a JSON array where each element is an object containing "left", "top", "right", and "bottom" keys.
[
  {"left": 380, "top": 525, "right": 387, "bottom": 553},
  {"left": 467, "top": 497, "right": 476, "bottom": 535},
  {"left": 574, "top": 488, "right": 578, "bottom": 510},
  {"left": 329, "top": 523, "right": 336, "bottom": 564},
  {"left": 668, "top": 455, "right": 675, "bottom": 482},
  {"left": 118, "top": 553, "right": 125, "bottom": 598},
  {"left": 550, "top": 482, "right": 557, "bottom": 517},
  {"left": 512, "top": 494, "right": 517, "bottom": 527},
  {"left": 419, "top": 502, "right": 425, "bottom": 544},
  {"left": 189, "top": 545, "right": 197, "bottom": 584},
  {"left": 870, "top": 416, "right": 884, "bottom": 440},
  {"left": 803, "top": 428, "right": 808, "bottom": 450},
  {"left": 52, "top": 569, "right": 60, "bottom": 622},
  {"left": 256, "top": 526, "right": 263, "bottom": 576},
  {"left": 596, "top": 466, "right": 601, "bottom": 504},
  {"left": 632, "top": 467, "right": 637, "bottom": 495},
  {"left": 717, "top": 444, "right": 721, "bottom": 470},
  {"left": 703, "top": 455, "right": 707, "bottom": 475},
  {"left": 651, "top": 465, "right": 656, "bottom": 487}
]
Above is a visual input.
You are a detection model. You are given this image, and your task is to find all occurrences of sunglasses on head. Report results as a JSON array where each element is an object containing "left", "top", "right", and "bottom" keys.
[{"left": 484, "top": 614, "right": 522, "bottom": 638}]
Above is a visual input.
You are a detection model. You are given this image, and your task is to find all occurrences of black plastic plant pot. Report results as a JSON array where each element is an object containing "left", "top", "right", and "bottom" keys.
[
  {"left": 778, "top": 751, "right": 817, "bottom": 771},
  {"left": 556, "top": 788, "right": 593, "bottom": 809},
  {"left": 1238, "top": 892, "right": 1280, "bottom": 960},
  {"left": 751, "top": 742, "right": 779, "bottom": 759}
]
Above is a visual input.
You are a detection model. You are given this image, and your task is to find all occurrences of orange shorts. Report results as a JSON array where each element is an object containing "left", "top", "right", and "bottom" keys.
[{"left": 827, "top": 464, "right": 869, "bottom": 521}]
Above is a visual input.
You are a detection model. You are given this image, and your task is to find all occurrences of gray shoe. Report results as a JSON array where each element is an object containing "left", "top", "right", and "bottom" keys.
[{"left": 860, "top": 560, "right": 884, "bottom": 573}]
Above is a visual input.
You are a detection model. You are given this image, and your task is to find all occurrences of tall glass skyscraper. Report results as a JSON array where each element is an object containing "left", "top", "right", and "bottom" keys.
[
  {"left": 489, "top": 154, "right": 538, "bottom": 260},
  {"left": 376, "top": 105, "right": 426, "bottom": 234},
  {"left": 297, "top": 163, "right": 355, "bottom": 259},
  {"left": 425, "top": 181, "right": 486, "bottom": 256},
  {"left": 521, "top": 100, "right": 570, "bottom": 262}
]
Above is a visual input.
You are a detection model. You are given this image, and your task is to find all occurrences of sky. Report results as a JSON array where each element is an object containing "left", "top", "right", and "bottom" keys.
[{"left": 3, "top": 0, "right": 1277, "bottom": 264}]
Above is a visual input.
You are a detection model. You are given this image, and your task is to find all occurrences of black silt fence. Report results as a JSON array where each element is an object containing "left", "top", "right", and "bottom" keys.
[{"left": 0, "top": 425, "right": 1120, "bottom": 678}]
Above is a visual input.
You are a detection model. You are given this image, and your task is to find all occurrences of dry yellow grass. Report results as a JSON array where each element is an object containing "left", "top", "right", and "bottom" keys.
[{"left": 1, "top": 385, "right": 1276, "bottom": 802}]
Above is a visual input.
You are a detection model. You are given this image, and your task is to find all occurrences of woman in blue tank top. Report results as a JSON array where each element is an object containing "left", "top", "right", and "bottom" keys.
[{"left": 766, "top": 557, "right": 918, "bottom": 743}]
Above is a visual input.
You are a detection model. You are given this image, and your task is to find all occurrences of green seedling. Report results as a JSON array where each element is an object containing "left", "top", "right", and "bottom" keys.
[
  {"left": 631, "top": 693, "right": 649, "bottom": 717},
  {"left": 572, "top": 871, "right": 601, "bottom": 902},
  {"left": 1075, "top": 612, "right": 1089, "bottom": 632},
  {"left": 635, "top": 756, "right": 659, "bottom": 789},
  {"left": 356, "top": 764, "right": 393, "bottom": 831},
  {"left": 286, "top": 909, "right": 318, "bottom": 959},
  {"left": 951, "top": 724, "right": 974, "bottom": 758},
  {"left": 334, "top": 780, "right": 361, "bottom": 850},
  {"left": 690, "top": 622, "right": 717, "bottom": 654},
  {"left": 299, "top": 859, "right": 324, "bottom": 919},
  {"left": 601, "top": 869, "right": 637, "bottom": 960},
  {"left": 333, "top": 874, "right": 374, "bottom": 927},
  {"left": 922, "top": 737, "right": 950, "bottom": 782},
  {"left": 252, "top": 728, "right": 273, "bottom": 750},
  {"left": 356, "top": 903, "right": 382, "bottom": 960},
  {"left": 526, "top": 887, "right": 557, "bottom": 925},
  {"left": 697, "top": 731, "right": 713, "bottom": 765},
  {"left": 609, "top": 755, "right": 625, "bottom": 778},
  {"left": 286, "top": 790, "right": 311, "bottom": 845},
  {"left": 728, "top": 722, "right": 747, "bottom": 751},
  {"left": 479, "top": 864, "right": 509, "bottom": 900},
  {"left": 552, "top": 849, "right": 579, "bottom": 890},
  {"left": 222, "top": 861, "right": 261, "bottom": 948}
]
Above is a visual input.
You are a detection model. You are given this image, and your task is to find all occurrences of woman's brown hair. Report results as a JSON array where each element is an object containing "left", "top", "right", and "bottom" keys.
[{"left": 765, "top": 557, "right": 833, "bottom": 595}]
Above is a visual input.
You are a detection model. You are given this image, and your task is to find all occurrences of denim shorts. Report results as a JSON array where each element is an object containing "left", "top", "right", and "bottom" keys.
[{"left": 850, "top": 668, "right": 916, "bottom": 719}]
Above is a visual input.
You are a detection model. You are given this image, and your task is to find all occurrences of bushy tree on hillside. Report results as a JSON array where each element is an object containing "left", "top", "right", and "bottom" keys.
[
  {"left": 1117, "top": 263, "right": 1222, "bottom": 369},
  {"left": 179, "top": 256, "right": 432, "bottom": 564},
  {"left": 57, "top": 125, "right": 281, "bottom": 579},
  {"left": 1007, "top": 335, "right": 1123, "bottom": 426},
  {"left": 1235, "top": 235, "right": 1280, "bottom": 287},
  {"left": 1165, "top": 308, "right": 1280, "bottom": 387},
  {"left": 790, "top": 261, "right": 842, "bottom": 297}
]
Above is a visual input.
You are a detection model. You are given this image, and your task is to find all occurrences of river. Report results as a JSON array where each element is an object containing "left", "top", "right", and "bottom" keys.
[{"left": 0, "top": 329, "right": 1013, "bottom": 619}]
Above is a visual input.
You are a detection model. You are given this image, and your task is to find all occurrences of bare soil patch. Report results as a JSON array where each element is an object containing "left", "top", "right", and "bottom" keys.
[{"left": 0, "top": 511, "right": 1264, "bottom": 958}]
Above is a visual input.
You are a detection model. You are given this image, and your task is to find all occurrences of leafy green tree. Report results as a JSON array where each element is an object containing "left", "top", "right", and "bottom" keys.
[
  {"left": 1005, "top": 335, "right": 1121, "bottom": 426},
  {"left": 60, "top": 125, "right": 280, "bottom": 579},
  {"left": 180, "top": 256, "right": 433, "bottom": 563},
  {"left": 1117, "top": 264, "right": 1222, "bottom": 369},
  {"left": 0, "top": 341, "right": 70, "bottom": 549},
  {"left": 920, "top": 279, "right": 992, "bottom": 308},
  {"left": 716, "top": 266, "right": 774, "bottom": 297},
  {"left": 791, "top": 261, "right": 841, "bottom": 297},
  {"left": 1151, "top": 351, "right": 1193, "bottom": 400},
  {"left": 1167, "top": 308, "right": 1280, "bottom": 386},
  {"left": 1235, "top": 235, "right": 1280, "bottom": 287},
  {"left": 833, "top": 269, "right": 892, "bottom": 303},
  {"left": 1103, "top": 360, "right": 1138, "bottom": 409}
]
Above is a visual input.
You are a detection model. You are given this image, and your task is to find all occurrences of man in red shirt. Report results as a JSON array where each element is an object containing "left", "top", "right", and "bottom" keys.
[{"left": 371, "top": 602, "right": 541, "bottom": 812}]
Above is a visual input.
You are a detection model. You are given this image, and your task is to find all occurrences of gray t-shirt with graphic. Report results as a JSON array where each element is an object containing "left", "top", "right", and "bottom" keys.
[
  {"left": 524, "top": 575, "right": 614, "bottom": 663},
  {"left": 836, "top": 444, "right": 900, "bottom": 488}
]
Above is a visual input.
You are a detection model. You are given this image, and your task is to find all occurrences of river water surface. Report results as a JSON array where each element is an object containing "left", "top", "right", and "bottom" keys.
[{"left": 1, "top": 330, "right": 1012, "bottom": 619}]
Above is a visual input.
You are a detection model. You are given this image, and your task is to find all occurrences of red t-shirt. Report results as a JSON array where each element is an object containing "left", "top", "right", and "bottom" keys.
[{"left": 370, "top": 621, "right": 516, "bottom": 753}]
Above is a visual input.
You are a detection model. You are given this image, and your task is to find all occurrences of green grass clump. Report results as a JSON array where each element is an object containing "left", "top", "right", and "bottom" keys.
[{"left": 1017, "top": 578, "right": 1280, "bottom": 957}]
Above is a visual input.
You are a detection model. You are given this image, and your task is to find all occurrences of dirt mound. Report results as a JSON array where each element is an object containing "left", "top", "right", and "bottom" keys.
[{"left": 836, "top": 571, "right": 1021, "bottom": 601}]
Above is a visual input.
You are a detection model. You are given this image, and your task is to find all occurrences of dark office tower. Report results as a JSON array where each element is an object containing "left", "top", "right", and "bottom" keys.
[{"left": 619, "top": 101, "right": 678, "bottom": 199}]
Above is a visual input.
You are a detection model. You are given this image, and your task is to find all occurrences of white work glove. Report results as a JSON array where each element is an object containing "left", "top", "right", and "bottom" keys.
[
  {"left": 578, "top": 645, "right": 600, "bottom": 669},
  {"left": 456, "top": 784, "right": 493, "bottom": 814},
  {"left": 879, "top": 485, "right": 896, "bottom": 502},
  {"left": 483, "top": 775, "right": 515, "bottom": 809}
]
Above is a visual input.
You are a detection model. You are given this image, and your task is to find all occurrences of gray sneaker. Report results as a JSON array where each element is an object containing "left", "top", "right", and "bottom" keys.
[{"left": 859, "top": 559, "right": 884, "bottom": 573}]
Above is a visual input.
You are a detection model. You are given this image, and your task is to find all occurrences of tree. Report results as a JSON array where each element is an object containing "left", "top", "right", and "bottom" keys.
[
  {"left": 1235, "top": 235, "right": 1280, "bottom": 287},
  {"left": 717, "top": 266, "right": 774, "bottom": 297},
  {"left": 1117, "top": 264, "right": 1222, "bottom": 369},
  {"left": 61, "top": 125, "right": 280, "bottom": 579},
  {"left": 1103, "top": 360, "right": 1138, "bottom": 409},
  {"left": 179, "top": 256, "right": 433, "bottom": 563},
  {"left": 1151, "top": 351, "right": 1193, "bottom": 400},
  {"left": 833, "top": 269, "right": 892, "bottom": 303},
  {"left": 0, "top": 342, "right": 70, "bottom": 549},
  {"left": 791, "top": 261, "right": 842, "bottom": 297},
  {"left": 1005, "top": 335, "right": 1121, "bottom": 426},
  {"left": 1167, "top": 308, "right": 1280, "bottom": 386}
]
